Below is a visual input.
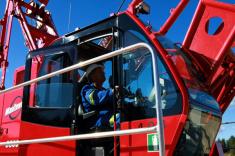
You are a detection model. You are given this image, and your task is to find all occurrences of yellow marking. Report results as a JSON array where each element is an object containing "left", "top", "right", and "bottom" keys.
[
  {"left": 109, "top": 115, "right": 115, "bottom": 126},
  {"left": 89, "top": 90, "right": 95, "bottom": 105}
]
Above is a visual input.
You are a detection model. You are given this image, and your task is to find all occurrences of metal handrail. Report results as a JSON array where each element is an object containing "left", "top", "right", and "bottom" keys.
[
  {"left": 0, "top": 43, "right": 165, "bottom": 156},
  {"left": 0, "top": 126, "right": 157, "bottom": 146},
  {"left": 0, "top": 43, "right": 151, "bottom": 94}
]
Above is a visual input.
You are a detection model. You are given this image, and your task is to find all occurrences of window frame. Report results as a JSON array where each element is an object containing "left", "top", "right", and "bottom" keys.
[
  {"left": 22, "top": 28, "right": 119, "bottom": 127},
  {"left": 119, "top": 28, "right": 183, "bottom": 120},
  {"left": 22, "top": 43, "right": 78, "bottom": 127}
]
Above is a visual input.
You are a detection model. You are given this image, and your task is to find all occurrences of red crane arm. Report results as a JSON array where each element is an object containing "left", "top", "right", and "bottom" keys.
[
  {"left": 0, "top": 0, "right": 58, "bottom": 89},
  {"left": 182, "top": 0, "right": 235, "bottom": 113}
]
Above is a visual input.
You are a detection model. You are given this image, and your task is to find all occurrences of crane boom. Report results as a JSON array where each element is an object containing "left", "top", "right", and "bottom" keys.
[{"left": 0, "top": 0, "right": 58, "bottom": 89}]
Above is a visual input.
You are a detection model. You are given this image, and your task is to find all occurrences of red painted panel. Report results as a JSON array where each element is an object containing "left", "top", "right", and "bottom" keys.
[
  {"left": 188, "top": 2, "right": 235, "bottom": 62},
  {"left": 13, "top": 66, "right": 25, "bottom": 86},
  {"left": 183, "top": 0, "right": 235, "bottom": 81},
  {"left": 120, "top": 115, "right": 185, "bottom": 156},
  {"left": 0, "top": 88, "right": 23, "bottom": 156},
  {"left": 19, "top": 121, "right": 76, "bottom": 156}
]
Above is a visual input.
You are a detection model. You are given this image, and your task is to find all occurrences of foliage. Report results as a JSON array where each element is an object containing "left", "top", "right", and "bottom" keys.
[{"left": 218, "top": 136, "right": 235, "bottom": 155}]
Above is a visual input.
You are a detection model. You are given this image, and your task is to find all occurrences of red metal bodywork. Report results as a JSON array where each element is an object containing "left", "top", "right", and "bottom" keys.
[
  {"left": 19, "top": 122, "right": 76, "bottom": 156},
  {"left": 120, "top": 115, "right": 187, "bottom": 156},
  {"left": 0, "top": 0, "right": 234, "bottom": 156},
  {"left": 183, "top": 0, "right": 235, "bottom": 113},
  {"left": 0, "top": 88, "right": 23, "bottom": 155}
]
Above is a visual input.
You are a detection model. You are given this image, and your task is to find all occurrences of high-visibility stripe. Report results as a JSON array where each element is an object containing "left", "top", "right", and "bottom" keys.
[
  {"left": 109, "top": 115, "right": 115, "bottom": 126},
  {"left": 109, "top": 114, "right": 119, "bottom": 127},
  {"left": 89, "top": 90, "right": 95, "bottom": 105}
]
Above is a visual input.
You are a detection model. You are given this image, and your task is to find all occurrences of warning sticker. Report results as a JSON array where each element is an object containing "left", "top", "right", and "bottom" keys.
[{"left": 147, "top": 133, "right": 159, "bottom": 152}]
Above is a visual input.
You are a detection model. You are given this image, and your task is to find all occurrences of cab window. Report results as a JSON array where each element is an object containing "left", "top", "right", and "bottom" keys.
[
  {"left": 22, "top": 44, "right": 77, "bottom": 127},
  {"left": 121, "top": 30, "right": 182, "bottom": 121},
  {"left": 34, "top": 52, "right": 74, "bottom": 108}
]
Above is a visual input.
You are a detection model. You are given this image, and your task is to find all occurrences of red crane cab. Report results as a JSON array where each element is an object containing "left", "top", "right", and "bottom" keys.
[
  {"left": 0, "top": 0, "right": 235, "bottom": 156},
  {"left": 0, "top": 11, "right": 222, "bottom": 156}
]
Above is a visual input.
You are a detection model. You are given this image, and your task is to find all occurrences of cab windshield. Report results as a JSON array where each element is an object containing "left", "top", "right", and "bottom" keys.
[{"left": 156, "top": 36, "right": 205, "bottom": 90}]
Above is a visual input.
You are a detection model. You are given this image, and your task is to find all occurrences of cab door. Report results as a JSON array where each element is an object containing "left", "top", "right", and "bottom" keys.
[
  {"left": 119, "top": 29, "right": 183, "bottom": 156},
  {"left": 19, "top": 44, "right": 78, "bottom": 156}
]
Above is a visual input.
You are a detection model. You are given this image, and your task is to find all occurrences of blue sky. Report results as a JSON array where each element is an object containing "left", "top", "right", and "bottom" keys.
[{"left": 0, "top": 0, "right": 234, "bottom": 139}]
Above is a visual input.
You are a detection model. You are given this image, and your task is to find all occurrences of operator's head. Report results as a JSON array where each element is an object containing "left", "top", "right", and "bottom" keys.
[{"left": 86, "top": 64, "right": 105, "bottom": 84}]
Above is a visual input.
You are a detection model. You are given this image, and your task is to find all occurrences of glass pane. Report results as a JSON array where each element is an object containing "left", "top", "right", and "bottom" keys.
[
  {"left": 158, "top": 58, "right": 182, "bottom": 114},
  {"left": 175, "top": 108, "right": 221, "bottom": 155},
  {"left": 122, "top": 30, "right": 182, "bottom": 121},
  {"left": 157, "top": 36, "right": 203, "bottom": 90},
  {"left": 122, "top": 48, "right": 156, "bottom": 120},
  {"left": 103, "top": 61, "right": 113, "bottom": 89},
  {"left": 38, "top": 52, "right": 73, "bottom": 83},
  {"left": 34, "top": 51, "right": 74, "bottom": 108},
  {"left": 35, "top": 83, "right": 73, "bottom": 107}
]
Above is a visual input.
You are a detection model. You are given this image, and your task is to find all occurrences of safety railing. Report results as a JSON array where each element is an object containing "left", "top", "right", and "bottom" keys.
[
  {"left": 0, "top": 43, "right": 165, "bottom": 156},
  {"left": 0, "top": 126, "right": 157, "bottom": 146}
]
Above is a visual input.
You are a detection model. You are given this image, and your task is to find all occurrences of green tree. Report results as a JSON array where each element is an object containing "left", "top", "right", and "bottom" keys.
[
  {"left": 227, "top": 136, "right": 235, "bottom": 155},
  {"left": 219, "top": 138, "right": 228, "bottom": 152},
  {"left": 222, "top": 139, "right": 228, "bottom": 151}
]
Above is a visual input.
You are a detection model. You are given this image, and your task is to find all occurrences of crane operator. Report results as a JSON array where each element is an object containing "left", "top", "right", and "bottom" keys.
[{"left": 81, "top": 64, "right": 120, "bottom": 130}]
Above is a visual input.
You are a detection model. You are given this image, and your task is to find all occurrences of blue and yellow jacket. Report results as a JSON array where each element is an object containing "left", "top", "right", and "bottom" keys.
[{"left": 81, "top": 83, "right": 117, "bottom": 128}]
